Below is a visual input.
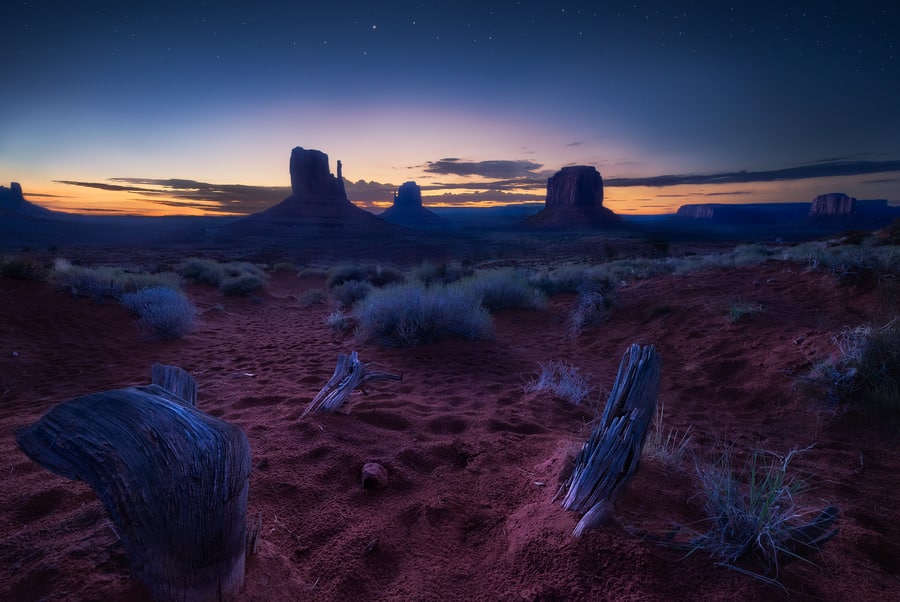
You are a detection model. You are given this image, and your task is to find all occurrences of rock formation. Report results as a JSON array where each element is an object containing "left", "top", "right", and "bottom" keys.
[
  {"left": 524, "top": 166, "right": 619, "bottom": 228},
  {"left": 232, "top": 147, "right": 396, "bottom": 235},
  {"left": 676, "top": 204, "right": 718, "bottom": 219},
  {"left": 0, "top": 182, "right": 54, "bottom": 217},
  {"left": 809, "top": 193, "right": 856, "bottom": 217},
  {"left": 380, "top": 181, "right": 446, "bottom": 229}
]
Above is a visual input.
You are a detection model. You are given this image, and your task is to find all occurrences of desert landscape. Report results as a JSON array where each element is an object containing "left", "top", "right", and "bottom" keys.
[{"left": 1, "top": 202, "right": 899, "bottom": 601}]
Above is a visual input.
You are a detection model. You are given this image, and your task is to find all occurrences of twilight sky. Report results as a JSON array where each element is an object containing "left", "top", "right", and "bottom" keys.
[{"left": 2, "top": 1, "right": 898, "bottom": 216}]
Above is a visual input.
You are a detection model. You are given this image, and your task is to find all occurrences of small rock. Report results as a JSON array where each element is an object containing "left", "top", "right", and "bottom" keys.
[{"left": 361, "top": 462, "right": 388, "bottom": 489}]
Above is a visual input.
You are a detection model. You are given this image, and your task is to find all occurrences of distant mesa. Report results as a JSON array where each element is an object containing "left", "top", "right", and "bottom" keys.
[
  {"left": 379, "top": 181, "right": 446, "bottom": 229},
  {"left": 229, "top": 147, "right": 397, "bottom": 235},
  {"left": 809, "top": 192, "right": 856, "bottom": 218},
  {"left": 0, "top": 182, "right": 55, "bottom": 217},
  {"left": 524, "top": 165, "right": 619, "bottom": 228},
  {"left": 675, "top": 204, "right": 718, "bottom": 220}
]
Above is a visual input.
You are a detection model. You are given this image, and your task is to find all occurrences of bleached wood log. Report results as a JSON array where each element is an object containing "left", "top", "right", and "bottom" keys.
[
  {"left": 562, "top": 344, "right": 661, "bottom": 536},
  {"left": 302, "top": 351, "right": 401, "bottom": 417},
  {"left": 16, "top": 366, "right": 251, "bottom": 601}
]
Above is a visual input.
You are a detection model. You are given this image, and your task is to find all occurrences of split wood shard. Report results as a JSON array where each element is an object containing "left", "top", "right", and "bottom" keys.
[
  {"left": 562, "top": 344, "right": 661, "bottom": 537},
  {"left": 16, "top": 364, "right": 251, "bottom": 602},
  {"left": 302, "top": 351, "right": 401, "bottom": 417}
]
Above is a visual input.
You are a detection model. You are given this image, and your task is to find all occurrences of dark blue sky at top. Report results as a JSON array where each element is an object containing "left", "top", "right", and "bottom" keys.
[{"left": 2, "top": 1, "right": 899, "bottom": 214}]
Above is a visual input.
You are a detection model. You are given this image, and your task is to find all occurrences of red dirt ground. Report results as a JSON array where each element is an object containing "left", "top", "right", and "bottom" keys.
[{"left": 1, "top": 261, "right": 898, "bottom": 601}]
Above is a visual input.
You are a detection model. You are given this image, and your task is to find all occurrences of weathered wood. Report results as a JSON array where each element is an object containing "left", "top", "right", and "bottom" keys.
[
  {"left": 152, "top": 363, "right": 198, "bottom": 406},
  {"left": 16, "top": 368, "right": 251, "bottom": 601},
  {"left": 562, "top": 344, "right": 660, "bottom": 536},
  {"left": 302, "top": 351, "right": 401, "bottom": 417}
]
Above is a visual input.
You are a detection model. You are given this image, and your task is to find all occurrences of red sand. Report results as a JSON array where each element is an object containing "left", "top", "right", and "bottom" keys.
[{"left": 1, "top": 262, "right": 898, "bottom": 601}]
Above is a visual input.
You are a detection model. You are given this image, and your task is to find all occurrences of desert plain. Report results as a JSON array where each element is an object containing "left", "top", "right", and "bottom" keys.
[{"left": 0, "top": 227, "right": 898, "bottom": 602}]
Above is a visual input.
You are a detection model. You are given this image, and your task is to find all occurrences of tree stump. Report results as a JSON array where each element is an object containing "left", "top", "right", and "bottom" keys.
[
  {"left": 16, "top": 366, "right": 251, "bottom": 601},
  {"left": 302, "top": 351, "right": 401, "bottom": 417},
  {"left": 561, "top": 344, "right": 661, "bottom": 536}
]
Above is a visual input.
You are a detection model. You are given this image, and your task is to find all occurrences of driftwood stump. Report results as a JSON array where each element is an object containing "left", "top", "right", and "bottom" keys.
[
  {"left": 302, "top": 351, "right": 401, "bottom": 417},
  {"left": 561, "top": 344, "right": 661, "bottom": 536},
  {"left": 16, "top": 365, "right": 251, "bottom": 601}
]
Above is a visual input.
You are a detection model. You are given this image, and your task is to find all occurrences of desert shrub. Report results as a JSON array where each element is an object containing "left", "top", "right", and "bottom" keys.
[
  {"left": 530, "top": 264, "right": 613, "bottom": 296},
  {"left": 50, "top": 260, "right": 179, "bottom": 300},
  {"left": 452, "top": 268, "right": 545, "bottom": 312},
  {"left": 806, "top": 319, "right": 900, "bottom": 415},
  {"left": 332, "top": 279, "right": 373, "bottom": 307},
  {"left": 570, "top": 281, "right": 616, "bottom": 335},
  {"left": 224, "top": 261, "right": 268, "bottom": 280},
  {"left": 119, "top": 286, "right": 196, "bottom": 339},
  {"left": 271, "top": 261, "right": 298, "bottom": 273},
  {"left": 327, "top": 264, "right": 371, "bottom": 288},
  {"left": 369, "top": 265, "right": 406, "bottom": 287},
  {"left": 298, "top": 266, "right": 328, "bottom": 279},
  {"left": 524, "top": 360, "right": 593, "bottom": 406},
  {"left": 220, "top": 273, "right": 266, "bottom": 296},
  {"left": 410, "top": 261, "right": 473, "bottom": 286},
  {"left": 325, "top": 310, "right": 352, "bottom": 331},
  {"left": 1, "top": 255, "right": 48, "bottom": 281},
  {"left": 327, "top": 263, "right": 404, "bottom": 288},
  {"left": 179, "top": 257, "right": 226, "bottom": 286},
  {"left": 643, "top": 403, "right": 692, "bottom": 465},
  {"left": 728, "top": 301, "right": 765, "bottom": 323},
  {"left": 355, "top": 282, "right": 494, "bottom": 347},
  {"left": 687, "top": 446, "right": 836, "bottom": 585},
  {"left": 299, "top": 288, "right": 327, "bottom": 307}
]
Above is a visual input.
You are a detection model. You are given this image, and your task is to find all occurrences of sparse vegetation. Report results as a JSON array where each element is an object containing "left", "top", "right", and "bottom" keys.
[
  {"left": 524, "top": 360, "right": 593, "bottom": 406},
  {"left": 331, "top": 279, "right": 373, "bottom": 307},
  {"left": 119, "top": 286, "right": 196, "bottom": 339},
  {"left": 325, "top": 310, "right": 352, "bottom": 331},
  {"left": 570, "top": 281, "right": 615, "bottom": 335},
  {"left": 409, "top": 261, "right": 472, "bottom": 286},
  {"left": 806, "top": 319, "right": 900, "bottom": 415},
  {"left": 299, "top": 288, "right": 328, "bottom": 307},
  {"left": 354, "top": 282, "right": 494, "bottom": 347},
  {"left": 327, "top": 263, "right": 404, "bottom": 289},
  {"left": 452, "top": 268, "right": 545, "bottom": 312},
  {"left": 51, "top": 259, "right": 180, "bottom": 300},
  {"left": 179, "top": 258, "right": 268, "bottom": 296},
  {"left": 0, "top": 254, "right": 48, "bottom": 281},
  {"left": 685, "top": 446, "right": 837, "bottom": 587},
  {"left": 643, "top": 403, "right": 692, "bottom": 465}
]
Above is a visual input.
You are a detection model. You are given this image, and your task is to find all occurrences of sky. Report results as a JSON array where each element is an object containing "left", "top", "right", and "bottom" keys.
[{"left": 2, "top": 1, "right": 899, "bottom": 216}]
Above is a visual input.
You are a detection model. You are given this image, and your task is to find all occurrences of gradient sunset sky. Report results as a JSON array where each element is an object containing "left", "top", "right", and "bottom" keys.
[{"left": 2, "top": 1, "right": 898, "bottom": 216}]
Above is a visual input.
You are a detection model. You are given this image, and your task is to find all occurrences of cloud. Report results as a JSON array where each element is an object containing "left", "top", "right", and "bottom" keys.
[
  {"left": 423, "top": 158, "right": 544, "bottom": 179},
  {"left": 604, "top": 160, "right": 900, "bottom": 187},
  {"left": 57, "top": 178, "right": 288, "bottom": 214},
  {"left": 566, "top": 141, "right": 584, "bottom": 147}
]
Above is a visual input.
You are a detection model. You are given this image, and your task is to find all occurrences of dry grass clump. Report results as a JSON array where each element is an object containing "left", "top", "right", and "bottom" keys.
[
  {"left": 806, "top": 319, "right": 900, "bottom": 416},
  {"left": 643, "top": 403, "right": 692, "bottom": 466},
  {"left": 524, "top": 360, "right": 593, "bottom": 406},
  {"left": 684, "top": 446, "right": 839, "bottom": 587},
  {"left": 119, "top": 286, "right": 196, "bottom": 339},
  {"left": 325, "top": 310, "right": 352, "bottom": 331},
  {"left": 354, "top": 282, "right": 494, "bottom": 347},
  {"left": 570, "top": 281, "right": 616, "bottom": 336}
]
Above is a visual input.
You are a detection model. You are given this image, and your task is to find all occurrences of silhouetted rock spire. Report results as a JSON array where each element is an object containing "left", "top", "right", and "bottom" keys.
[{"left": 228, "top": 146, "right": 396, "bottom": 235}]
